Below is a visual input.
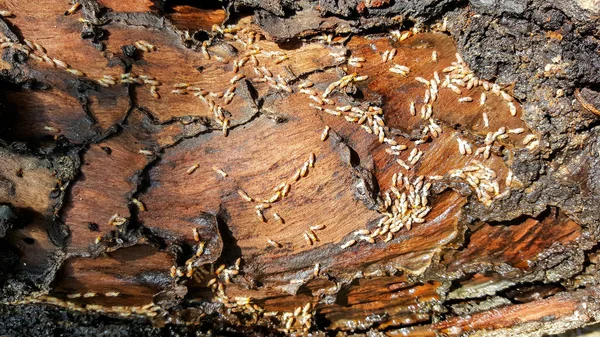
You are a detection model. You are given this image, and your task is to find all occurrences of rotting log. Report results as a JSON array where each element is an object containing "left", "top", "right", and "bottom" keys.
[{"left": 0, "top": 0, "right": 600, "bottom": 336}]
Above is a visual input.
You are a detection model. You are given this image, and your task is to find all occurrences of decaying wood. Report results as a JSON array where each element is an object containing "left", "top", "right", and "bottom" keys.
[{"left": 0, "top": 0, "right": 600, "bottom": 336}]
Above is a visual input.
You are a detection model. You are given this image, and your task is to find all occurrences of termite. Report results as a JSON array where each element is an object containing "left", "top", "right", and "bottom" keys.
[
  {"left": 482, "top": 112, "right": 490, "bottom": 127},
  {"left": 410, "top": 151, "right": 423, "bottom": 165},
  {"left": 150, "top": 86, "right": 160, "bottom": 99},
  {"left": 508, "top": 128, "right": 525, "bottom": 134},
  {"left": 131, "top": 198, "right": 146, "bottom": 211},
  {"left": 390, "top": 64, "right": 410, "bottom": 74},
  {"left": 457, "top": 138, "right": 466, "bottom": 155},
  {"left": 274, "top": 55, "right": 288, "bottom": 64},
  {"left": 360, "top": 236, "right": 375, "bottom": 244},
  {"left": 320, "top": 126, "right": 330, "bottom": 141},
  {"left": 300, "top": 162, "right": 309, "bottom": 177},
  {"left": 134, "top": 41, "right": 149, "bottom": 52},
  {"left": 215, "top": 264, "right": 226, "bottom": 275},
  {"left": 224, "top": 92, "right": 235, "bottom": 105},
  {"left": 348, "top": 56, "right": 365, "bottom": 64},
  {"left": 192, "top": 228, "right": 200, "bottom": 242},
  {"left": 430, "top": 79, "right": 438, "bottom": 93},
  {"left": 196, "top": 242, "right": 205, "bottom": 256},
  {"left": 141, "top": 40, "right": 155, "bottom": 51},
  {"left": 64, "top": 2, "right": 81, "bottom": 15},
  {"left": 43, "top": 126, "right": 60, "bottom": 133},
  {"left": 260, "top": 66, "right": 272, "bottom": 77},
  {"left": 256, "top": 209, "right": 266, "bottom": 222},
  {"left": 201, "top": 41, "right": 210, "bottom": 59},
  {"left": 384, "top": 232, "right": 393, "bottom": 242},
  {"left": 492, "top": 83, "right": 501, "bottom": 94},
  {"left": 222, "top": 118, "right": 229, "bottom": 137},
  {"left": 66, "top": 68, "right": 85, "bottom": 77},
  {"left": 388, "top": 48, "right": 396, "bottom": 61},
  {"left": 33, "top": 42, "right": 46, "bottom": 54},
  {"left": 267, "top": 191, "right": 281, "bottom": 203},
  {"left": 381, "top": 50, "right": 389, "bottom": 62},
  {"left": 292, "top": 169, "right": 301, "bottom": 181},
  {"left": 97, "top": 79, "right": 110, "bottom": 88},
  {"left": 508, "top": 102, "right": 517, "bottom": 116},
  {"left": 298, "top": 81, "right": 313, "bottom": 89},
  {"left": 354, "top": 229, "right": 370, "bottom": 236},
  {"left": 340, "top": 239, "right": 356, "bottom": 249},
  {"left": 443, "top": 66, "right": 457, "bottom": 73},
  {"left": 464, "top": 141, "right": 472, "bottom": 154},
  {"left": 212, "top": 166, "right": 227, "bottom": 177},
  {"left": 255, "top": 203, "right": 270, "bottom": 210},
  {"left": 429, "top": 119, "right": 442, "bottom": 135},
  {"left": 309, "top": 95, "right": 323, "bottom": 105},
  {"left": 396, "top": 159, "right": 410, "bottom": 170},
  {"left": 303, "top": 232, "right": 313, "bottom": 245},
  {"left": 273, "top": 212, "right": 284, "bottom": 224},
  {"left": 272, "top": 182, "right": 286, "bottom": 192},
  {"left": 186, "top": 164, "right": 199, "bottom": 175},
  {"left": 109, "top": 213, "right": 127, "bottom": 226},
  {"left": 172, "top": 82, "right": 189, "bottom": 89},
  {"left": 267, "top": 238, "right": 282, "bottom": 248},
  {"left": 505, "top": 170, "right": 514, "bottom": 187},
  {"left": 308, "top": 152, "right": 316, "bottom": 168},
  {"left": 144, "top": 79, "right": 161, "bottom": 86},
  {"left": 500, "top": 91, "right": 513, "bottom": 102},
  {"left": 415, "top": 77, "right": 430, "bottom": 86},
  {"left": 281, "top": 184, "right": 290, "bottom": 197},
  {"left": 229, "top": 74, "right": 245, "bottom": 84},
  {"left": 483, "top": 145, "right": 491, "bottom": 159},
  {"left": 522, "top": 134, "right": 537, "bottom": 145},
  {"left": 285, "top": 317, "right": 295, "bottom": 330},
  {"left": 448, "top": 84, "right": 462, "bottom": 94}
]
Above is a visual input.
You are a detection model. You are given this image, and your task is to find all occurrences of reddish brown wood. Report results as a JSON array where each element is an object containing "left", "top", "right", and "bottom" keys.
[{"left": 0, "top": 1, "right": 593, "bottom": 335}]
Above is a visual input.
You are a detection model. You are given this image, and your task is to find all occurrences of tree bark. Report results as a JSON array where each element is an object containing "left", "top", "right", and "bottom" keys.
[{"left": 1, "top": 0, "right": 600, "bottom": 336}]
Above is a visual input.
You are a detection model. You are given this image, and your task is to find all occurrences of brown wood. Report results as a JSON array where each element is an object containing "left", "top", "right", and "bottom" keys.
[{"left": 0, "top": 0, "right": 597, "bottom": 336}]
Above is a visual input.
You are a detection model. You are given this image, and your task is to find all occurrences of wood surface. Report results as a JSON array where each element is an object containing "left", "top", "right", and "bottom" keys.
[{"left": 0, "top": 0, "right": 595, "bottom": 335}]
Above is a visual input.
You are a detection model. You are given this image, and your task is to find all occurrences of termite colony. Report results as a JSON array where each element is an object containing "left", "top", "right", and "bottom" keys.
[
  {"left": 0, "top": 7, "right": 538, "bottom": 332},
  {"left": 9, "top": 295, "right": 162, "bottom": 318},
  {"left": 161, "top": 21, "right": 535, "bottom": 331},
  {"left": 291, "top": 23, "right": 537, "bottom": 245},
  {"left": 164, "top": 226, "right": 318, "bottom": 331},
  {"left": 236, "top": 150, "right": 323, "bottom": 247},
  {"left": 0, "top": 32, "right": 163, "bottom": 102}
]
